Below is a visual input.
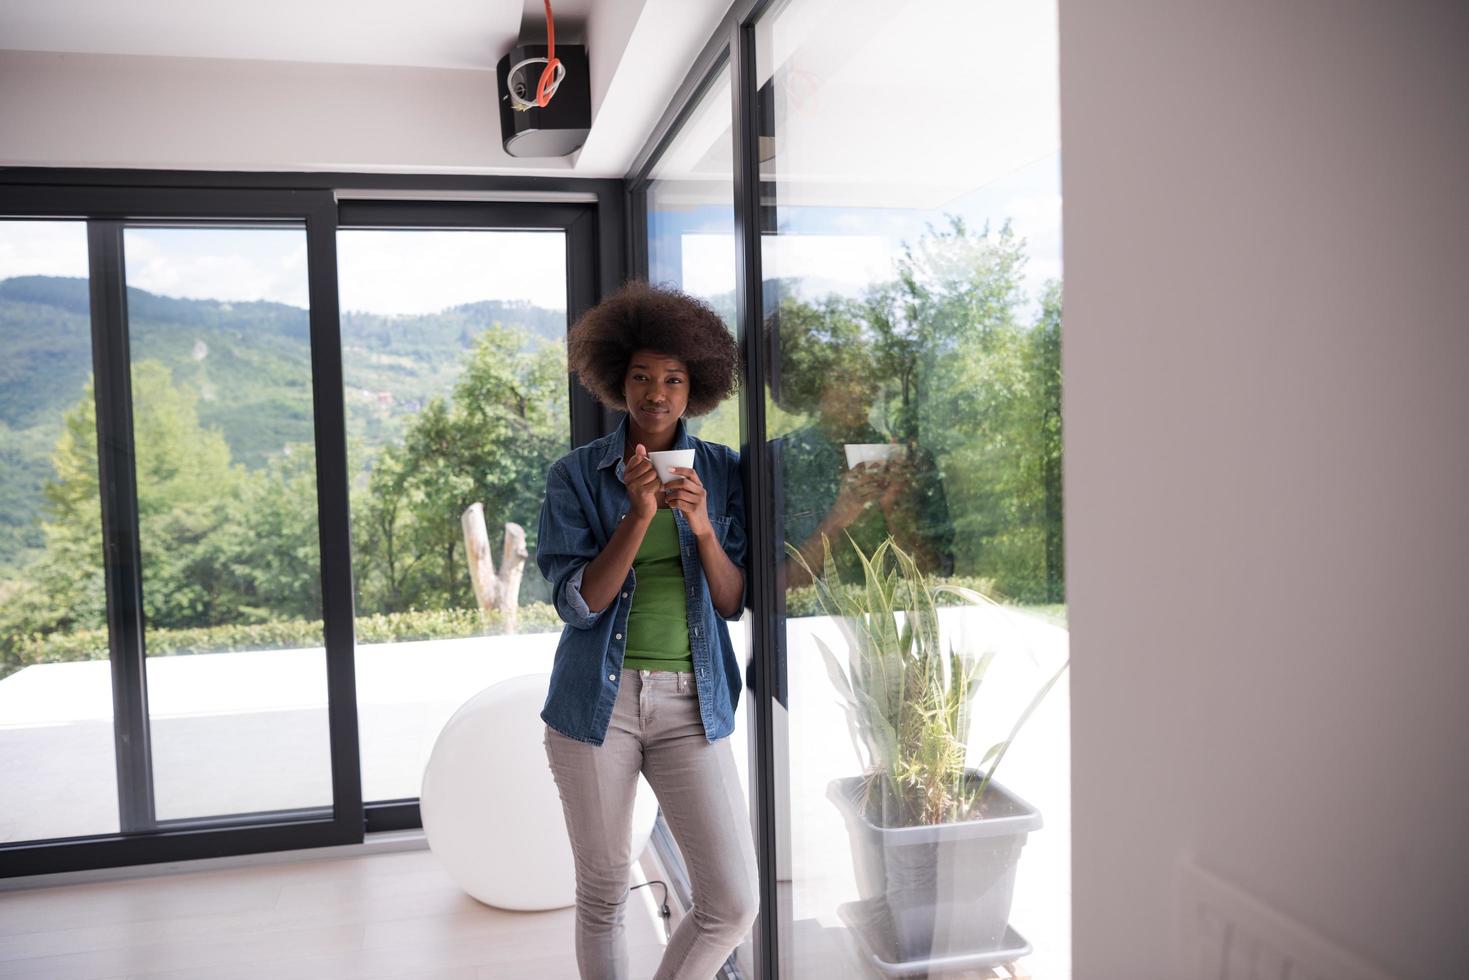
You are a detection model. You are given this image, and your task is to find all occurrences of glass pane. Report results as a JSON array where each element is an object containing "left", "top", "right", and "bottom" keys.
[
  {"left": 646, "top": 62, "right": 762, "bottom": 976},
  {"left": 0, "top": 220, "right": 120, "bottom": 842},
  {"left": 123, "top": 225, "right": 331, "bottom": 821},
  {"left": 335, "top": 228, "right": 569, "bottom": 803},
  {"left": 647, "top": 65, "right": 741, "bottom": 448},
  {"left": 755, "top": 0, "right": 1070, "bottom": 977}
]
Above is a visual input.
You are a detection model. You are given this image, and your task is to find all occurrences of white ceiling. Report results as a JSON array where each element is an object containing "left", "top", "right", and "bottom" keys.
[
  {"left": 0, "top": 0, "right": 735, "bottom": 176},
  {"left": 0, "top": 0, "right": 595, "bottom": 69},
  {"left": 642, "top": 0, "right": 1060, "bottom": 212},
  {"left": 0, "top": 0, "right": 1058, "bottom": 198}
]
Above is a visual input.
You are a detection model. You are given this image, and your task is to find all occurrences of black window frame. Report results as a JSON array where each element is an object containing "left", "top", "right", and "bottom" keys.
[
  {"left": 0, "top": 170, "right": 625, "bottom": 876},
  {"left": 333, "top": 196, "right": 611, "bottom": 831},
  {"left": 623, "top": 3, "right": 782, "bottom": 977}
]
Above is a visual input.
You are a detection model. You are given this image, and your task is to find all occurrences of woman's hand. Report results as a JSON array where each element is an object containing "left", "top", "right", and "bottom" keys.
[
  {"left": 828, "top": 463, "right": 884, "bottom": 527},
  {"left": 877, "top": 455, "right": 915, "bottom": 513},
  {"left": 664, "top": 465, "right": 713, "bottom": 538},
  {"left": 623, "top": 444, "right": 663, "bottom": 520},
  {"left": 669, "top": 463, "right": 745, "bottom": 617}
]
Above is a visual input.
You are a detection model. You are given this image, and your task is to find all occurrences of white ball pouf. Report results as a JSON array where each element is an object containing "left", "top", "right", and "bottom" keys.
[{"left": 420, "top": 672, "right": 660, "bottom": 911}]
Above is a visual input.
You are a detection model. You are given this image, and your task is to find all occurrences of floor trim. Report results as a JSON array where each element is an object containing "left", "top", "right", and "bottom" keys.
[{"left": 0, "top": 829, "right": 429, "bottom": 892}]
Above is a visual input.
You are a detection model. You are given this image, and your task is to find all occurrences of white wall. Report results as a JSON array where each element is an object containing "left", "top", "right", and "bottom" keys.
[
  {"left": 1061, "top": 3, "right": 1469, "bottom": 979},
  {"left": 0, "top": 50, "right": 572, "bottom": 175}
]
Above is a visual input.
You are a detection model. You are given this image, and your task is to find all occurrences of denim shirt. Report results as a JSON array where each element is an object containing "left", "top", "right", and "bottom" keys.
[{"left": 535, "top": 413, "right": 747, "bottom": 746}]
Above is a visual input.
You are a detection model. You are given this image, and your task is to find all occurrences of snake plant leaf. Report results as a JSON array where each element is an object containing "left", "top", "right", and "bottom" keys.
[
  {"left": 812, "top": 634, "right": 856, "bottom": 708},
  {"left": 946, "top": 648, "right": 976, "bottom": 745},
  {"left": 978, "top": 739, "right": 1007, "bottom": 771},
  {"left": 820, "top": 530, "right": 839, "bottom": 583},
  {"left": 852, "top": 684, "right": 900, "bottom": 772},
  {"left": 930, "top": 583, "right": 998, "bottom": 607},
  {"left": 946, "top": 648, "right": 965, "bottom": 706},
  {"left": 836, "top": 703, "right": 875, "bottom": 772},
  {"left": 785, "top": 539, "right": 844, "bottom": 621},
  {"left": 850, "top": 533, "right": 898, "bottom": 648},
  {"left": 968, "top": 648, "right": 996, "bottom": 696}
]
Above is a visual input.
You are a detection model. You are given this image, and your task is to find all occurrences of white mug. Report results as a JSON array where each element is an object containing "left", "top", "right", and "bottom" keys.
[
  {"left": 844, "top": 443, "right": 902, "bottom": 469},
  {"left": 646, "top": 448, "right": 695, "bottom": 484}
]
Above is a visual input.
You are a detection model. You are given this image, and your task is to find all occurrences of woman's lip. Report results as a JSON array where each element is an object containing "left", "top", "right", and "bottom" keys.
[{"left": 640, "top": 406, "right": 669, "bottom": 415}]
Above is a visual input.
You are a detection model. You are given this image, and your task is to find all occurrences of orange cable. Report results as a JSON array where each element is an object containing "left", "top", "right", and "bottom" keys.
[{"left": 535, "top": 0, "right": 561, "bottom": 108}]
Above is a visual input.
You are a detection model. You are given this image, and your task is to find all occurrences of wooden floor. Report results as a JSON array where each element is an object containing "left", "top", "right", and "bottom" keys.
[
  {"left": 0, "top": 844, "right": 1044, "bottom": 979},
  {"left": 0, "top": 845, "right": 674, "bottom": 980}
]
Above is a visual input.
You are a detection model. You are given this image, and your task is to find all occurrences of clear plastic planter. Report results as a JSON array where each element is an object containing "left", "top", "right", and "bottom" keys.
[{"left": 827, "top": 769, "right": 1043, "bottom": 964}]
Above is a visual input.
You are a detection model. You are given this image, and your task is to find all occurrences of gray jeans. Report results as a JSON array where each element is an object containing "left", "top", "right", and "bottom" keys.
[{"left": 542, "top": 668, "right": 760, "bottom": 980}]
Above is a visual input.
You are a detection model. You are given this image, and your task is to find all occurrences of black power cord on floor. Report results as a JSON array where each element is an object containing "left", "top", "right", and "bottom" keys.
[{"left": 629, "top": 878, "right": 673, "bottom": 936}]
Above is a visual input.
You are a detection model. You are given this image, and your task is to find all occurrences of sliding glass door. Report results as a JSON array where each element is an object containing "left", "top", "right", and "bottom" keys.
[
  {"left": 0, "top": 219, "right": 119, "bottom": 844},
  {"left": 0, "top": 189, "right": 359, "bottom": 874},
  {"left": 0, "top": 187, "right": 608, "bottom": 873},
  {"left": 121, "top": 224, "right": 336, "bottom": 823},
  {"left": 635, "top": 1, "right": 1068, "bottom": 976},
  {"left": 754, "top": 1, "right": 1070, "bottom": 975},
  {"left": 641, "top": 58, "right": 764, "bottom": 977},
  {"left": 334, "top": 213, "right": 575, "bottom": 807},
  {"left": 0, "top": 183, "right": 611, "bottom": 874}
]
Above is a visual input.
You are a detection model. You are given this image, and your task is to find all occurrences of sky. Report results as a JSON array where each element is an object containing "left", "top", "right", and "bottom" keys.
[
  {"left": 0, "top": 150, "right": 1059, "bottom": 317},
  {"left": 0, "top": 223, "right": 571, "bottom": 315},
  {"left": 671, "top": 151, "right": 1063, "bottom": 322}
]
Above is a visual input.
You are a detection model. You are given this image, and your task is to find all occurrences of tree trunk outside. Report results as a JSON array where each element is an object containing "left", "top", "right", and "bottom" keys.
[{"left": 461, "top": 504, "right": 528, "bottom": 633}]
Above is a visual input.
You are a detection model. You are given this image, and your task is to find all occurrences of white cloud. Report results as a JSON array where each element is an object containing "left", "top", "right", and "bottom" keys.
[
  {"left": 337, "top": 230, "right": 567, "bottom": 315},
  {"left": 678, "top": 234, "right": 737, "bottom": 300},
  {"left": 1002, "top": 192, "right": 1064, "bottom": 245},
  {"left": 2, "top": 224, "right": 572, "bottom": 316},
  {"left": 123, "top": 228, "right": 311, "bottom": 307},
  {"left": 0, "top": 221, "right": 89, "bottom": 280},
  {"left": 762, "top": 233, "right": 897, "bottom": 299}
]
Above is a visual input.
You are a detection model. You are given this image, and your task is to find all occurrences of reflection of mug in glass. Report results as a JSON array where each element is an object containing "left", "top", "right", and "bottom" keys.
[
  {"left": 647, "top": 448, "right": 695, "bottom": 484},
  {"left": 843, "top": 443, "right": 902, "bottom": 469}
]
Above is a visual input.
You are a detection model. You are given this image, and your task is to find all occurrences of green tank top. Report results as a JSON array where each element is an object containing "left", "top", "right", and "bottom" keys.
[{"left": 621, "top": 509, "right": 693, "bottom": 673}]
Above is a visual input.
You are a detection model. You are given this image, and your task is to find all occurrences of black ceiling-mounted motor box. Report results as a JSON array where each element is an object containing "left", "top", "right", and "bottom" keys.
[{"left": 496, "top": 43, "right": 591, "bottom": 158}]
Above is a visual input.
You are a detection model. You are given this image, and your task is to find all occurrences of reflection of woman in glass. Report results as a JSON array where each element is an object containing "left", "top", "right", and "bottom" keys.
[
  {"left": 770, "top": 304, "right": 955, "bottom": 588},
  {"left": 535, "top": 281, "right": 758, "bottom": 980}
]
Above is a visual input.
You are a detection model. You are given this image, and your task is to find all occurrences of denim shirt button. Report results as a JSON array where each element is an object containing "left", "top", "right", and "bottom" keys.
[
  {"left": 609, "top": 673, "right": 616, "bottom": 681},
  {"left": 615, "top": 633, "right": 623, "bottom": 640}
]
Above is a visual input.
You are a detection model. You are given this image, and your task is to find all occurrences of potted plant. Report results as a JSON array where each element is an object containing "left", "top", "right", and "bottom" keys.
[{"left": 788, "top": 534, "right": 1068, "bottom": 966}]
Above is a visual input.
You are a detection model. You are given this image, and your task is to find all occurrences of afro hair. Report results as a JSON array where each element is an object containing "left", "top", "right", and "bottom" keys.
[{"left": 567, "top": 280, "right": 741, "bottom": 416}]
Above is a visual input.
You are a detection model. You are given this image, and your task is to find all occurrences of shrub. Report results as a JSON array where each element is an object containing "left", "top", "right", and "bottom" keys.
[
  {"left": 784, "top": 574, "right": 999, "bottom": 619},
  {"left": 2, "top": 603, "right": 564, "bottom": 679}
]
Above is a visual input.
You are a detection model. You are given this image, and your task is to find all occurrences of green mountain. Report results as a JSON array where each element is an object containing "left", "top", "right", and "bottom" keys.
[{"left": 0, "top": 275, "right": 566, "bottom": 567}]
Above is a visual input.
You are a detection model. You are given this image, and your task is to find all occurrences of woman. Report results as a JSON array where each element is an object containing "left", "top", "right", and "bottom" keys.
[
  {"left": 765, "top": 310, "right": 954, "bottom": 590},
  {"left": 535, "top": 280, "right": 758, "bottom": 980}
]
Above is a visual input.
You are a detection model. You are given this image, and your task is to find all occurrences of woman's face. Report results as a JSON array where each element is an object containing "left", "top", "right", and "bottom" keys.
[
  {"left": 623, "top": 349, "right": 690, "bottom": 439},
  {"left": 817, "top": 365, "right": 871, "bottom": 431}
]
